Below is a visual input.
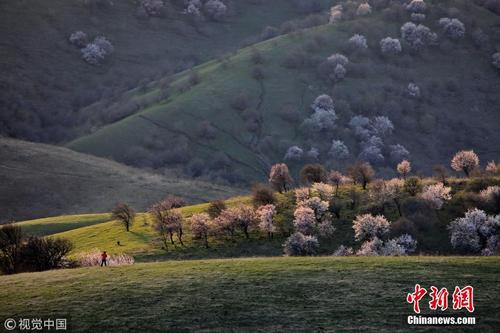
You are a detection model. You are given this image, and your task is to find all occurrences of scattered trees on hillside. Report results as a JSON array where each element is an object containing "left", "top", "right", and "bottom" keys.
[
  {"left": 269, "top": 163, "right": 293, "bottom": 193},
  {"left": 150, "top": 200, "right": 184, "bottom": 249},
  {"left": 451, "top": 150, "right": 479, "bottom": 177},
  {"left": 449, "top": 209, "right": 499, "bottom": 255},
  {"left": 439, "top": 18, "right": 465, "bottom": 40},
  {"left": 111, "top": 203, "right": 136, "bottom": 232}
]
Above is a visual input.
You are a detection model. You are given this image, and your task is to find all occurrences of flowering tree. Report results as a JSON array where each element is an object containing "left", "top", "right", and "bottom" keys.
[
  {"left": 380, "top": 37, "right": 402, "bottom": 55},
  {"left": 81, "top": 43, "right": 106, "bottom": 65},
  {"left": 407, "top": 82, "right": 420, "bottom": 98},
  {"left": 449, "top": 209, "right": 499, "bottom": 255},
  {"left": 369, "top": 178, "right": 405, "bottom": 216},
  {"left": 479, "top": 186, "right": 500, "bottom": 208},
  {"left": 306, "top": 147, "right": 320, "bottom": 160},
  {"left": 190, "top": 213, "right": 211, "bottom": 248},
  {"left": 284, "top": 146, "right": 304, "bottom": 161},
  {"left": 328, "top": 140, "right": 350, "bottom": 160},
  {"left": 451, "top": 150, "right": 479, "bottom": 177},
  {"left": 312, "top": 94, "right": 334, "bottom": 112},
  {"left": 347, "top": 161, "right": 375, "bottom": 189},
  {"left": 293, "top": 206, "right": 317, "bottom": 235},
  {"left": 348, "top": 34, "right": 368, "bottom": 50},
  {"left": 397, "top": 160, "right": 411, "bottom": 180},
  {"left": 493, "top": 53, "right": 500, "bottom": 69},
  {"left": 406, "top": 0, "right": 427, "bottom": 13},
  {"left": 329, "top": 5, "right": 343, "bottom": 23},
  {"left": 356, "top": 3, "right": 372, "bottom": 16},
  {"left": 295, "top": 187, "right": 310, "bottom": 205},
  {"left": 486, "top": 161, "right": 498, "bottom": 174},
  {"left": 256, "top": 204, "right": 276, "bottom": 239},
  {"left": 204, "top": 0, "right": 227, "bottom": 21},
  {"left": 328, "top": 171, "right": 351, "bottom": 195},
  {"left": 419, "top": 183, "right": 452, "bottom": 209},
  {"left": 333, "top": 245, "right": 353, "bottom": 256},
  {"left": 356, "top": 234, "right": 417, "bottom": 256},
  {"left": 439, "top": 18, "right": 465, "bottom": 40},
  {"left": 150, "top": 202, "right": 184, "bottom": 249},
  {"left": 269, "top": 163, "right": 293, "bottom": 193},
  {"left": 411, "top": 13, "right": 426, "bottom": 23},
  {"left": 301, "top": 197, "right": 329, "bottom": 221},
  {"left": 69, "top": 31, "right": 88, "bottom": 47},
  {"left": 311, "top": 182, "right": 335, "bottom": 201},
  {"left": 390, "top": 144, "right": 410, "bottom": 163},
  {"left": 283, "top": 232, "right": 319, "bottom": 256},
  {"left": 303, "top": 94, "right": 337, "bottom": 132},
  {"left": 352, "top": 214, "right": 390, "bottom": 242}
]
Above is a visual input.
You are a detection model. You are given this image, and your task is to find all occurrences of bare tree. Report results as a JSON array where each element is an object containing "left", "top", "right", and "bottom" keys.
[{"left": 111, "top": 203, "right": 136, "bottom": 232}]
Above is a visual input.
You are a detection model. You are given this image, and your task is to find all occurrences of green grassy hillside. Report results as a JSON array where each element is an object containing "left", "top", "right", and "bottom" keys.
[
  {"left": 0, "top": 256, "right": 498, "bottom": 332},
  {"left": 0, "top": 0, "right": 334, "bottom": 142},
  {"left": 0, "top": 138, "right": 242, "bottom": 223},
  {"left": 68, "top": 0, "right": 500, "bottom": 185}
]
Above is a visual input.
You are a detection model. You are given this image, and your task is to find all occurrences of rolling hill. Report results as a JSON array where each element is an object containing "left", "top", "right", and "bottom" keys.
[
  {"left": 0, "top": 138, "right": 242, "bottom": 223},
  {"left": 0, "top": 256, "right": 498, "bottom": 332},
  {"left": 68, "top": 0, "right": 500, "bottom": 185},
  {"left": 0, "top": 0, "right": 335, "bottom": 142}
]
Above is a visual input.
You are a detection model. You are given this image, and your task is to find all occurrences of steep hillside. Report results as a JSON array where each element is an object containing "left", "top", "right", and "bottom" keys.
[
  {"left": 68, "top": 0, "right": 500, "bottom": 185},
  {"left": 0, "top": 257, "right": 498, "bottom": 331},
  {"left": 0, "top": 138, "right": 242, "bottom": 222},
  {"left": 0, "top": 0, "right": 335, "bottom": 142}
]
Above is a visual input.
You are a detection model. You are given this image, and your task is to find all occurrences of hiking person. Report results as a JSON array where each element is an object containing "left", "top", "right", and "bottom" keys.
[{"left": 101, "top": 251, "right": 108, "bottom": 267}]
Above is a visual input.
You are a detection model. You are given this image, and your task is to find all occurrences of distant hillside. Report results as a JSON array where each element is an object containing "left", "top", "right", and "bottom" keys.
[
  {"left": 69, "top": 0, "right": 500, "bottom": 185},
  {"left": 0, "top": 138, "right": 242, "bottom": 222},
  {"left": 0, "top": 0, "right": 335, "bottom": 142}
]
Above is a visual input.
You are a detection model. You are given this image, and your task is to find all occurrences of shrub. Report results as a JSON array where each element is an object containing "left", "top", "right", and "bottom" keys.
[
  {"left": 256, "top": 204, "right": 276, "bottom": 239},
  {"left": 419, "top": 183, "right": 452, "bottom": 209},
  {"left": 69, "top": 31, "right": 88, "bottom": 47},
  {"left": 332, "top": 245, "right": 353, "bottom": 256},
  {"left": 0, "top": 225, "right": 24, "bottom": 274},
  {"left": 449, "top": 209, "right": 499, "bottom": 255},
  {"left": 284, "top": 146, "right": 304, "bottom": 161},
  {"left": 404, "top": 177, "right": 423, "bottom": 196},
  {"left": 380, "top": 37, "right": 402, "bottom": 55},
  {"left": 207, "top": 200, "right": 226, "bottom": 218},
  {"left": 439, "top": 18, "right": 465, "bottom": 40},
  {"left": 352, "top": 214, "right": 390, "bottom": 242},
  {"left": 77, "top": 250, "right": 134, "bottom": 267},
  {"left": 111, "top": 203, "right": 136, "bottom": 232},
  {"left": 252, "top": 183, "right": 277, "bottom": 206},
  {"left": 451, "top": 150, "right": 479, "bottom": 177},
  {"left": 269, "top": 163, "right": 293, "bottom": 193},
  {"left": 283, "top": 232, "right": 319, "bottom": 256},
  {"left": 204, "top": 0, "right": 227, "bottom": 21},
  {"left": 300, "top": 164, "right": 328, "bottom": 185},
  {"left": 190, "top": 213, "right": 211, "bottom": 248},
  {"left": 21, "top": 237, "right": 73, "bottom": 272},
  {"left": 407, "top": 82, "right": 420, "bottom": 98}
]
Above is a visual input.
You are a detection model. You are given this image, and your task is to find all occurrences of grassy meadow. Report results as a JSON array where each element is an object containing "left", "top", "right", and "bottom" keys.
[{"left": 0, "top": 256, "right": 498, "bottom": 332}]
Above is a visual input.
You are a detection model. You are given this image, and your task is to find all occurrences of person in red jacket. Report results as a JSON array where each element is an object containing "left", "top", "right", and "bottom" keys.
[{"left": 101, "top": 251, "right": 108, "bottom": 267}]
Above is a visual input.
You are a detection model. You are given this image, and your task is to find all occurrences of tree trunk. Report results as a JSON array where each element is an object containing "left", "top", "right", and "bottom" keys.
[
  {"left": 169, "top": 232, "right": 174, "bottom": 244},
  {"left": 204, "top": 234, "right": 209, "bottom": 248},
  {"left": 244, "top": 227, "right": 249, "bottom": 239}
]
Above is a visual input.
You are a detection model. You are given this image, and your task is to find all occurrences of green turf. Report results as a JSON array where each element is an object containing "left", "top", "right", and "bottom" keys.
[{"left": 0, "top": 256, "right": 498, "bottom": 332}]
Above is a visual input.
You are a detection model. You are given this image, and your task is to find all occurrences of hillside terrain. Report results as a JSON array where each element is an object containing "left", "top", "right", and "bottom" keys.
[
  {"left": 68, "top": 0, "right": 500, "bottom": 185},
  {"left": 0, "top": 257, "right": 498, "bottom": 332},
  {"left": 0, "top": 138, "right": 241, "bottom": 223},
  {"left": 0, "top": 0, "right": 335, "bottom": 142}
]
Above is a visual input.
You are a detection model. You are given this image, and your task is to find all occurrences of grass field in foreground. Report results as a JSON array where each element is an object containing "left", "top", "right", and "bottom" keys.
[{"left": 0, "top": 257, "right": 498, "bottom": 332}]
